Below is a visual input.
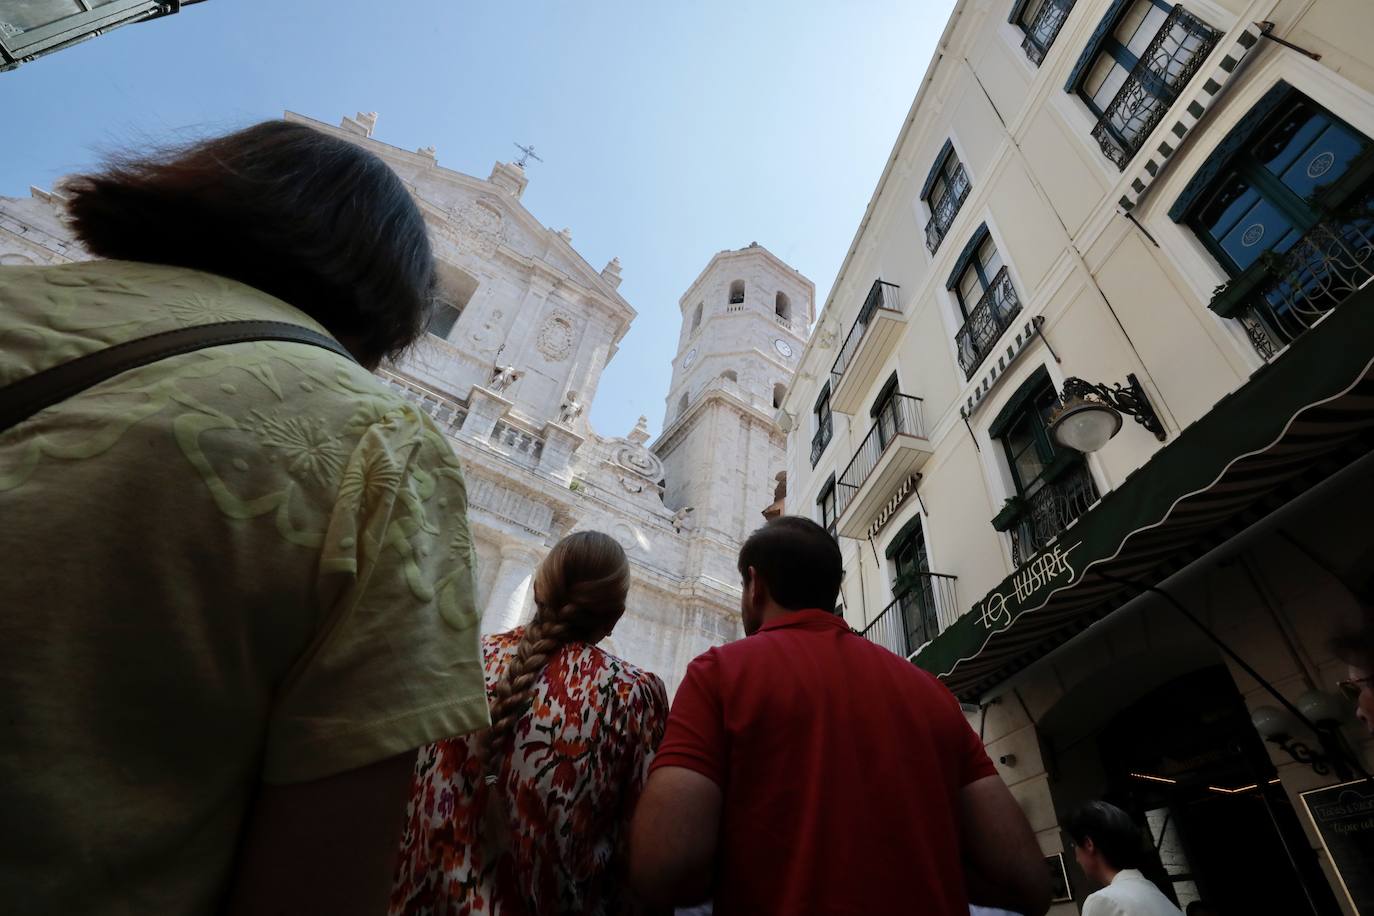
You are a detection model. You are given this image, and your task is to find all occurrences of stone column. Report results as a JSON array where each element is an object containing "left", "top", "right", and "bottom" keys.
[
  {"left": 502, "top": 271, "right": 557, "bottom": 368},
  {"left": 482, "top": 541, "right": 543, "bottom": 635}
]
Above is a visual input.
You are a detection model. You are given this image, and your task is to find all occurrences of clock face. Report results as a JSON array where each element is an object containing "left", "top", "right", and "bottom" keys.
[
  {"left": 683, "top": 347, "right": 698, "bottom": 369},
  {"left": 774, "top": 338, "right": 794, "bottom": 359}
]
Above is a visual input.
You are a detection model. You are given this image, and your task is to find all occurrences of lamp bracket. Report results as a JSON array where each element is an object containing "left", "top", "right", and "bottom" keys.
[{"left": 1060, "top": 373, "right": 1167, "bottom": 441}]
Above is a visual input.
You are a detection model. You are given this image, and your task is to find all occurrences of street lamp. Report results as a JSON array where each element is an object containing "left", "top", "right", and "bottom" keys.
[
  {"left": 1048, "top": 373, "right": 1167, "bottom": 453},
  {"left": 1250, "top": 697, "right": 1354, "bottom": 780}
]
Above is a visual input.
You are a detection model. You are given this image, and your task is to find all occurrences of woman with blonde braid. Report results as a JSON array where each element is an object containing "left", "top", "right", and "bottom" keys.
[{"left": 391, "top": 531, "right": 669, "bottom": 915}]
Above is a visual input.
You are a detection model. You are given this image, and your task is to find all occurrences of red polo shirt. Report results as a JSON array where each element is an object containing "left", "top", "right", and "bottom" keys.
[{"left": 651, "top": 609, "right": 996, "bottom": 915}]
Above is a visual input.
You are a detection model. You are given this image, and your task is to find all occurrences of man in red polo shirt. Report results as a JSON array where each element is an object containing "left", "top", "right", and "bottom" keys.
[{"left": 630, "top": 516, "right": 1050, "bottom": 915}]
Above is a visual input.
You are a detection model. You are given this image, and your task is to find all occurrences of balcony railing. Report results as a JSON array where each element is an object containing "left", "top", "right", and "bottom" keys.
[
  {"left": 774, "top": 313, "right": 792, "bottom": 328},
  {"left": 1225, "top": 209, "right": 1374, "bottom": 361},
  {"left": 924, "top": 164, "right": 972, "bottom": 254},
  {"left": 831, "top": 279, "right": 902, "bottom": 390},
  {"left": 378, "top": 370, "right": 469, "bottom": 437},
  {"left": 1008, "top": 460, "right": 1098, "bottom": 567},
  {"left": 1021, "top": 0, "right": 1074, "bottom": 66},
  {"left": 810, "top": 416, "right": 832, "bottom": 467},
  {"left": 490, "top": 418, "right": 545, "bottom": 466},
  {"left": 955, "top": 267, "right": 1022, "bottom": 380},
  {"left": 835, "top": 394, "right": 925, "bottom": 519},
  {"left": 1090, "top": 5, "right": 1219, "bottom": 169},
  {"left": 861, "top": 573, "right": 959, "bottom": 658}
]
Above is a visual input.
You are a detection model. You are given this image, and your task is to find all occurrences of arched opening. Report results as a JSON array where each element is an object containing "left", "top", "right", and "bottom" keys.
[
  {"left": 691, "top": 302, "right": 704, "bottom": 333},
  {"left": 426, "top": 263, "right": 480, "bottom": 340},
  {"left": 720, "top": 369, "right": 738, "bottom": 383},
  {"left": 772, "top": 382, "right": 786, "bottom": 409},
  {"left": 728, "top": 280, "right": 745, "bottom": 305},
  {"left": 677, "top": 392, "right": 690, "bottom": 419},
  {"left": 775, "top": 291, "right": 791, "bottom": 323}
]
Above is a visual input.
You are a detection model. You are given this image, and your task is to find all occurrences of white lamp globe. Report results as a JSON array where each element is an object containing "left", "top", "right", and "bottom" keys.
[{"left": 1050, "top": 398, "right": 1123, "bottom": 453}]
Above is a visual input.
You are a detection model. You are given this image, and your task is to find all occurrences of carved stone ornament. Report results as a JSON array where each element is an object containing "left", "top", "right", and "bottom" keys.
[
  {"left": 614, "top": 442, "right": 664, "bottom": 481},
  {"left": 536, "top": 310, "right": 577, "bottom": 362},
  {"left": 451, "top": 199, "right": 504, "bottom": 258}
]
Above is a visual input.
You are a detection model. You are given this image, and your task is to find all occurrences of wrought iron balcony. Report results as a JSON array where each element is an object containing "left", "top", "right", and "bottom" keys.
[
  {"left": 834, "top": 394, "right": 931, "bottom": 537},
  {"left": 1091, "top": 5, "right": 1219, "bottom": 169},
  {"left": 1218, "top": 209, "right": 1374, "bottom": 361},
  {"left": 1021, "top": 0, "right": 1075, "bottom": 66},
  {"left": 1006, "top": 460, "right": 1098, "bottom": 567},
  {"left": 955, "top": 267, "right": 1022, "bottom": 380},
  {"left": 829, "top": 279, "right": 904, "bottom": 414},
  {"left": 861, "top": 573, "right": 959, "bottom": 658},
  {"left": 924, "top": 164, "right": 972, "bottom": 254},
  {"left": 810, "top": 415, "right": 832, "bottom": 467}
]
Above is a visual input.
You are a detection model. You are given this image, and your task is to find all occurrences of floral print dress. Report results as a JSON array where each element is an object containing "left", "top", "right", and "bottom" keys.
[{"left": 391, "top": 628, "right": 669, "bottom": 916}]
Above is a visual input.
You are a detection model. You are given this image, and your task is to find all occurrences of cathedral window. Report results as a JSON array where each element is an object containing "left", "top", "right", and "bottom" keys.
[
  {"left": 426, "top": 265, "right": 480, "bottom": 341},
  {"left": 691, "top": 301, "right": 704, "bottom": 333},
  {"left": 728, "top": 280, "right": 745, "bottom": 305},
  {"left": 720, "top": 369, "right": 738, "bottom": 383},
  {"left": 677, "top": 392, "right": 690, "bottom": 419},
  {"left": 772, "top": 383, "right": 786, "bottom": 410},
  {"left": 775, "top": 291, "right": 792, "bottom": 324}
]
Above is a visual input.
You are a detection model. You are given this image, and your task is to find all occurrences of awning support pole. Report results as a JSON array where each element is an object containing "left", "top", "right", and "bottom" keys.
[{"left": 1094, "top": 571, "right": 1369, "bottom": 780}]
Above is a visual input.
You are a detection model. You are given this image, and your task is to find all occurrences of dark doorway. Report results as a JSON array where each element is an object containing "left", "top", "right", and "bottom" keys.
[{"left": 1094, "top": 667, "right": 1341, "bottom": 915}]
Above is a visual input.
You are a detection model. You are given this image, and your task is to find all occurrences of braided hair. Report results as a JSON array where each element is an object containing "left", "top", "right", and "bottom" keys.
[{"left": 477, "top": 530, "right": 631, "bottom": 854}]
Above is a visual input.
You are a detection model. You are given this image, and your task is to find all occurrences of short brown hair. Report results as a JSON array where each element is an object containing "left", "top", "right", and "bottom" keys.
[
  {"left": 62, "top": 120, "right": 435, "bottom": 367},
  {"left": 738, "top": 516, "right": 842, "bottom": 611}
]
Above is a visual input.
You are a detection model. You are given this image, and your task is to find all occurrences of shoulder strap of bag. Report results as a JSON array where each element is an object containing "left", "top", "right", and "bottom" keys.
[{"left": 0, "top": 319, "right": 357, "bottom": 434}]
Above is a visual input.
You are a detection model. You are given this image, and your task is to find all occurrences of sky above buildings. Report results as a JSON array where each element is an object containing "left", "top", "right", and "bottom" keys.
[{"left": 2, "top": 0, "right": 956, "bottom": 438}]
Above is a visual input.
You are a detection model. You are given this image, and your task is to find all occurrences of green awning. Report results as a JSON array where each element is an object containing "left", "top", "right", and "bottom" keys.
[{"left": 916, "top": 285, "right": 1374, "bottom": 702}]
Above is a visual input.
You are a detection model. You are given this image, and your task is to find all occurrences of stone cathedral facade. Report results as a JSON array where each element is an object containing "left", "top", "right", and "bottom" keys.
[{"left": 0, "top": 110, "right": 814, "bottom": 693}]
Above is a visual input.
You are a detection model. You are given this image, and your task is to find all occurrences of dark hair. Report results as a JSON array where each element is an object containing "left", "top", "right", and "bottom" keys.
[
  {"left": 1064, "top": 801, "right": 1144, "bottom": 871},
  {"left": 62, "top": 120, "right": 435, "bottom": 368},
  {"left": 738, "top": 516, "right": 842, "bottom": 612}
]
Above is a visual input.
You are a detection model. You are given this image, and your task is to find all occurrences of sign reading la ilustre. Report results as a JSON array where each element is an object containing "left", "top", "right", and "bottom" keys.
[{"left": 976, "top": 541, "right": 1082, "bottom": 630}]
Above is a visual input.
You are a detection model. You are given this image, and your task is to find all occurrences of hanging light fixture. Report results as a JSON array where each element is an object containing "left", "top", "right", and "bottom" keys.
[{"left": 1048, "top": 373, "right": 1167, "bottom": 453}]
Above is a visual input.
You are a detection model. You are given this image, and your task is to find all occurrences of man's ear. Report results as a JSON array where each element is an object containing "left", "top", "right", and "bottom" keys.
[{"left": 746, "top": 566, "right": 767, "bottom": 607}]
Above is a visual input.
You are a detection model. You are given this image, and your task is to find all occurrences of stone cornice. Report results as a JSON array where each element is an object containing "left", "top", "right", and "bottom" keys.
[{"left": 651, "top": 384, "right": 780, "bottom": 457}]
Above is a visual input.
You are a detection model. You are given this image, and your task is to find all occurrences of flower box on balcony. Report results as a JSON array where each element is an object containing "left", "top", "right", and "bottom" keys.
[
  {"left": 991, "top": 496, "right": 1028, "bottom": 532},
  {"left": 1207, "top": 258, "right": 1275, "bottom": 320}
]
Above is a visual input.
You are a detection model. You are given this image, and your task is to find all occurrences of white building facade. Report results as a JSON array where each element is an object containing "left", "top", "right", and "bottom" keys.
[
  {"left": 781, "top": 0, "right": 1374, "bottom": 913},
  {"left": 0, "top": 110, "right": 813, "bottom": 695}
]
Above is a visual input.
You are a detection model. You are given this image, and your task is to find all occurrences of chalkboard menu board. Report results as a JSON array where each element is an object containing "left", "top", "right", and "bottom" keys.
[{"left": 1301, "top": 778, "right": 1374, "bottom": 915}]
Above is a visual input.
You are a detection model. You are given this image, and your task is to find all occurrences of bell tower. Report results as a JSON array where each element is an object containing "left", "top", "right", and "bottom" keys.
[{"left": 654, "top": 243, "right": 814, "bottom": 543}]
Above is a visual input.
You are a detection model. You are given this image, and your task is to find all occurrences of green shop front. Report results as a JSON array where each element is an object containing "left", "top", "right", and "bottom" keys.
[{"left": 917, "top": 285, "right": 1374, "bottom": 915}]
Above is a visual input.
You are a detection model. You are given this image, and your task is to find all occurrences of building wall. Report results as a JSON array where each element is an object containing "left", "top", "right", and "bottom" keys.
[{"left": 783, "top": 0, "right": 1374, "bottom": 911}]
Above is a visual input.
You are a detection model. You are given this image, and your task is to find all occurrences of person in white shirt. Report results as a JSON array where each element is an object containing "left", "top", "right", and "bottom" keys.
[{"left": 1065, "top": 802, "right": 1182, "bottom": 916}]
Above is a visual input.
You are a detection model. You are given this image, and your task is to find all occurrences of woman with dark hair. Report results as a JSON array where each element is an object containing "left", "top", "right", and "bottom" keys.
[
  {"left": 0, "top": 121, "right": 488, "bottom": 914},
  {"left": 391, "top": 530, "right": 669, "bottom": 915}
]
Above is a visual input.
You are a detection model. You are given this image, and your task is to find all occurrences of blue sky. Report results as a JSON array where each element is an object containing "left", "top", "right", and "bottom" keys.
[{"left": 2, "top": 0, "right": 955, "bottom": 437}]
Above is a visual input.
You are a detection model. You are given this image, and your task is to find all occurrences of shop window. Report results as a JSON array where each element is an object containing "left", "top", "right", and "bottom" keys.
[{"left": 1066, "top": 0, "right": 1218, "bottom": 168}]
